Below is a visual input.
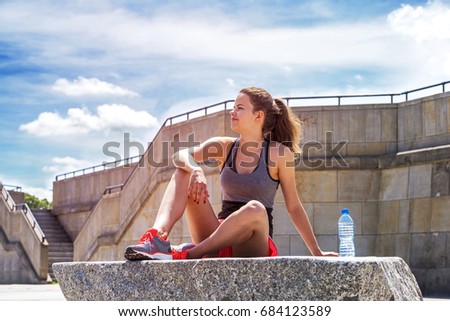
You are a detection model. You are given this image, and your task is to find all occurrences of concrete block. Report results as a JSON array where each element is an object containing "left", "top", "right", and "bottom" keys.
[
  {"left": 410, "top": 233, "right": 447, "bottom": 268},
  {"left": 272, "top": 204, "right": 297, "bottom": 235},
  {"left": 431, "top": 162, "right": 450, "bottom": 197},
  {"left": 296, "top": 171, "right": 337, "bottom": 203},
  {"left": 410, "top": 199, "right": 431, "bottom": 233},
  {"left": 448, "top": 97, "right": 450, "bottom": 132},
  {"left": 377, "top": 201, "right": 399, "bottom": 234},
  {"left": 289, "top": 235, "right": 310, "bottom": 256},
  {"left": 424, "top": 100, "right": 437, "bottom": 136},
  {"left": 333, "top": 110, "right": 349, "bottom": 141},
  {"left": 53, "top": 257, "right": 423, "bottom": 301},
  {"left": 338, "top": 170, "right": 380, "bottom": 202},
  {"left": 362, "top": 202, "right": 378, "bottom": 234},
  {"left": 379, "top": 167, "right": 408, "bottom": 201},
  {"left": 398, "top": 200, "right": 411, "bottom": 233},
  {"left": 365, "top": 109, "right": 381, "bottom": 142},
  {"left": 424, "top": 268, "right": 450, "bottom": 296},
  {"left": 431, "top": 196, "right": 450, "bottom": 231},
  {"left": 381, "top": 108, "right": 397, "bottom": 142},
  {"left": 436, "top": 97, "right": 448, "bottom": 134},
  {"left": 408, "top": 164, "right": 432, "bottom": 199},
  {"left": 356, "top": 235, "right": 376, "bottom": 257},
  {"left": 349, "top": 110, "right": 366, "bottom": 143},
  {"left": 272, "top": 235, "right": 289, "bottom": 256}
]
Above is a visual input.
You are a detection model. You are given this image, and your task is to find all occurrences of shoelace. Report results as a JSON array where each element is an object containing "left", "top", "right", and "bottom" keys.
[{"left": 137, "top": 229, "right": 157, "bottom": 244}]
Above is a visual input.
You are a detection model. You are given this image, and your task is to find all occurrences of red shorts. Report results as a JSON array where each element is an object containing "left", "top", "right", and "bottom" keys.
[{"left": 217, "top": 219, "right": 278, "bottom": 257}]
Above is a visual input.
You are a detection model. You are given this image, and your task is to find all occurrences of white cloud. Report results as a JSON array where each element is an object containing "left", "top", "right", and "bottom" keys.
[
  {"left": 19, "top": 104, "right": 159, "bottom": 137},
  {"left": 386, "top": 0, "right": 450, "bottom": 87},
  {"left": 388, "top": 1, "right": 450, "bottom": 42},
  {"left": 42, "top": 156, "right": 91, "bottom": 174},
  {"left": 52, "top": 77, "right": 139, "bottom": 97}
]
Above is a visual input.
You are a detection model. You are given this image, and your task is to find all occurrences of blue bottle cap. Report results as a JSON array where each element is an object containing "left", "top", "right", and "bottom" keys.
[{"left": 342, "top": 208, "right": 349, "bottom": 215}]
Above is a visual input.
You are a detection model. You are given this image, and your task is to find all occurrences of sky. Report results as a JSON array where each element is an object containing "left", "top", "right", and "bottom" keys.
[{"left": 1, "top": 0, "right": 450, "bottom": 201}]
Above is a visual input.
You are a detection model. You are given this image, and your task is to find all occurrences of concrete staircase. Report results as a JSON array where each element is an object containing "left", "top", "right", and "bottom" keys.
[{"left": 32, "top": 209, "right": 73, "bottom": 281}]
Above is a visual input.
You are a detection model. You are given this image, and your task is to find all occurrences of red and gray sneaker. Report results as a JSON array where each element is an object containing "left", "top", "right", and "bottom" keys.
[
  {"left": 124, "top": 228, "right": 172, "bottom": 260},
  {"left": 171, "top": 243, "right": 195, "bottom": 260}
]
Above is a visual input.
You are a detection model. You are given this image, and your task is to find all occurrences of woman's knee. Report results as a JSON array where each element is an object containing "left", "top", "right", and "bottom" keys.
[
  {"left": 244, "top": 200, "right": 267, "bottom": 220},
  {"left": 246, "top": 200, "right": 265, "bottom": 210}
]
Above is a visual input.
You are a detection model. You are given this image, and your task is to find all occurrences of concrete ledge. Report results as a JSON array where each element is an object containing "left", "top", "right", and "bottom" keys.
[{"left": 53, "top": 256, "right": 422, "bottom": 301}]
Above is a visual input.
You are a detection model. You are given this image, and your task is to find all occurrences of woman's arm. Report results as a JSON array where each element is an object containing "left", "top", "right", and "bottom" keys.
[
  {"left": 172, "top": 136, "right": 235, "bottom": 204},
  {"left": 276, "top": 145, "right": 338, "bottom": 257}
]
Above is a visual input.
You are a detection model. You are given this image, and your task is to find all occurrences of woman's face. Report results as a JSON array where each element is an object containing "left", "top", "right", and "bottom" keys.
[{"left": 230, "top": 93, "right": 263, "bottom": 133}]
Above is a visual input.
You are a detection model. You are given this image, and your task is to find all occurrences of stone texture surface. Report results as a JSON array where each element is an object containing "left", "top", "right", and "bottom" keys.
[{"left": 53, "top": 256, "right": 422, "bottom": 301}]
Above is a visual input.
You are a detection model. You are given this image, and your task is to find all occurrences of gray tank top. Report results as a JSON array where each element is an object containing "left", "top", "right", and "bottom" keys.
[{"left": 220, "top": 139, "right": 280, "bottom": 208}]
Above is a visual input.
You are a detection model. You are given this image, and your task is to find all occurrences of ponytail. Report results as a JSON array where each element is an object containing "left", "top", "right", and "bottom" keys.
[
  {"left": 271, "top": 98, "right": 302, "bottom": 154},
  {"left": 239, "top": 87, "right": 302, "bottom": 154}
]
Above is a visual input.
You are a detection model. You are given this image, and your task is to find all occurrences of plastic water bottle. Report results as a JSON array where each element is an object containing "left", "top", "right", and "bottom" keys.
[{"left": 338, "top": 208, "right": 355, "bottom": 257}]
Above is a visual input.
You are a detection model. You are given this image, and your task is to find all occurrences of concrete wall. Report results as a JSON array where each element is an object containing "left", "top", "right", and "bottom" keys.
[
  {"left": 53, "top": 165, "right": 135, "bottom": 240},
  {"left": 0, "top": 186, "right": 48, "bottom": 283},
  {"left": 53, "top": 92, "right": 450, "bottom": 295}
]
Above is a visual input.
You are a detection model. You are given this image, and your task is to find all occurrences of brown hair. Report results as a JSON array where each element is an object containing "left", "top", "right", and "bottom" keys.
[{"left": 239, "top": 87, "right": 302, "bottom": 154}]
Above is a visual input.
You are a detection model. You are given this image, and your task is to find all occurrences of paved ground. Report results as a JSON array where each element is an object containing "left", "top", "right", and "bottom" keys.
[
  {"left": 0, "top": 284, "right": 448, "bottom": 301},
  {"left": 0, "top": 284, "right": 65, "bottom": 301}
]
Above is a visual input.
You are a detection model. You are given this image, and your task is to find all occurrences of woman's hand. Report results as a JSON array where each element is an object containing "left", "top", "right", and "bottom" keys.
[
  {"left": 317, "top": 250, "right": 340, "bottom": 257},
  {"left": 187, "top": 169, "right": 210, "bottom": 204}
]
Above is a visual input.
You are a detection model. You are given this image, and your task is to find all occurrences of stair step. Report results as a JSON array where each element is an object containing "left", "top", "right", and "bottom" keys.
[{"left": 31, "top": 209, "right": 74, "bottom": 282}]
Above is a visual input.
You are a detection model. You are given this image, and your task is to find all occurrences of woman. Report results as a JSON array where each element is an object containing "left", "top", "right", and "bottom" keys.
[{"left": 124, "top": 87, "right": 338, "bottom": 260}]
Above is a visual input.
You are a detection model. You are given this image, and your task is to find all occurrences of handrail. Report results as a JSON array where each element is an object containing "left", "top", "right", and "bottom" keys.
[
  {"left": 162, "top": 99, "right": 235, "bottom": 126},
  {"left": 2, "top": 184, "right": 22, "bottom": 192},
  {"left": 14, "top": 203, "right": 47, "bottom": 244},
  {"left": 0, "top": 184, "right": 46, "bottom": 244},
  {"left": 55, "top": 155, "right": 141, "bottom": 181},
  {"left": 55, "top": 80, "right": 450, "bottom": 180},
  {"left": 103, "top": 183, "right": 124, "bottom": 195},
  {"left": 285, "top": 81, "right": 450, "bottom": 106}
]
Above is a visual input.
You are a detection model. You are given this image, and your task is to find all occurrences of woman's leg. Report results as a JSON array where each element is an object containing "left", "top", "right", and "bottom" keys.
[
  {"left": 186, "top": 200, "right": 269, "bottom": 258},
  {"left": 152, "top": 168, "right": 219, "bottom": 242}
]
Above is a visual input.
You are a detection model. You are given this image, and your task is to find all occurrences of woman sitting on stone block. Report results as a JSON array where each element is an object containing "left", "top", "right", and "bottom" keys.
[{"left": 124, "top": 87, "right": 338, "bottom": 260}]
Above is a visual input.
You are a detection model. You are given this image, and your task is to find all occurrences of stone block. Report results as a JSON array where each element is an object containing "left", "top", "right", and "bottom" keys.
[
  {"left": 272, "top": 234, "right": 290, "bottom": 256},
  {"left": 338, "top": 170, "right": 380, "bottom": 202},
  {"left": 410, "top": 199, "right": 431, "bottom": 233},
  {"left": 289, "top": 235, "right": 310, "bottom": 256},
  {"left": 448, "top": 97, "right": 450, "bottom": 131},
  {"left": 436, "top": 97, "right": 448, "bottom": 134},
  {"left": 295, "top": 171, "right": 337, "bottom": 203},
  {"left": 349, "top": 110, "right": 366, "bottom": 143},
  {"left": 424, "top": 100, "right": 437, "bottom": 136},
  {"left": 410, "top": 233, "right": 447, "bottom": 268},
  {"left": 362, "top": 202, "right": 378, "bottom": 234},
  {"left": 398, "top": 200, "right": 411, "bottom": 233},
  {"left": 381, "top": 108, "right": 397, "bottom": 142},
  {"left": 53, "top": 257, "right": 422, "bottom": 301},
  {"left": 379, "top": 167, "right": 408, "bottom": 201},
  {"left": 355, "top": 235, "right": 376, "bottom": 257},
  {"left": 365, "top": 109, "right": 381, "bottom": 142},
  {"left": 408, "top": 164, "right": 432, "bottom": 199},
  {"left": 377, "top": 201, "right": 399, "bottom": 234},
  {"left": 431, "top": 196, "right": 450, "bottom": 231},
  {"left": 333, "top": 110, "right": 349, "bottom": 141}
]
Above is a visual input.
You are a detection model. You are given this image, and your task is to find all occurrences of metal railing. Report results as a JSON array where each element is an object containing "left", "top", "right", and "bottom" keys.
[
  {"left": 103, "top": 183, "right": 124, "bottom": 195},
  {"left": 0, "top": 184, "right": 46, "bottom": 244},
  {"left": 55, "top": 155, "right": 141, "bottom": 181},
  {"left": 55, "top": 80, "right": 450, "bottom": 180},
  {"left": 2, "top": 184, "right": 22, "bottom": 192}
]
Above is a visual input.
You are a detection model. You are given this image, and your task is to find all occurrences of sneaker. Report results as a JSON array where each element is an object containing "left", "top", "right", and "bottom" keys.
[
  {"left": 171, "top": 243, "right": 195, "bottom": 260},
  {"left": 124, "top": 228, "right": 172, "bottom": 260}
]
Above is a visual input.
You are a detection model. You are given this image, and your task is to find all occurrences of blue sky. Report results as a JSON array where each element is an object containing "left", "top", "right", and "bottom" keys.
[{"left": 1, "top": 0, "right": 449, "bottom": 200}]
